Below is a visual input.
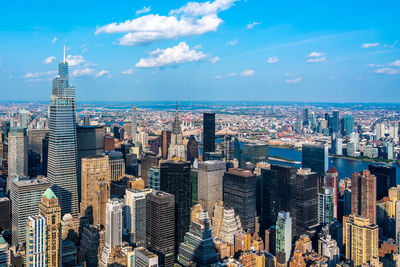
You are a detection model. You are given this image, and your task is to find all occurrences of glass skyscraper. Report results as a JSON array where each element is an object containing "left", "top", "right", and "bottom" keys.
[{"left": 47, "top": 51, "right": 79, "bottom": 216}]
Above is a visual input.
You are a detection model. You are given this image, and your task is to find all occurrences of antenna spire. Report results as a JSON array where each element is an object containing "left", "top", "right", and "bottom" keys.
[{"left": 63, "top": 45, "right": 66, "bottom": 63}]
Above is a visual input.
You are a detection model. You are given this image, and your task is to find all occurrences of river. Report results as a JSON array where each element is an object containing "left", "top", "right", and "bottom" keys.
[{"left": 268, "top": 147, "right": 400, "bottom": 183}]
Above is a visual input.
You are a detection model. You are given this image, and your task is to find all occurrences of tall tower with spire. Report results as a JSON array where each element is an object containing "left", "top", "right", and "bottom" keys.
[
  {"left": 47, "top": 49, "right": 79, "bottom": 216},
  {"left": 168, "top": 104, "right": 186, "bottom": 160},
  {"left": 131, "top": 106, "right": 137, "bottom": 143}
]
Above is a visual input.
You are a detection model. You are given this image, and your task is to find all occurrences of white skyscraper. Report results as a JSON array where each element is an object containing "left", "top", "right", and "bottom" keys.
[
  {"left": 124, "top": 189, "right": 146, "bottom": 245},
  {"left": 275, "top": 211, "right": 292, "bottom": 263},
  {"left": 26, "top": 215, "right": 46, "bottom": 267},
  {"left": 105, "top": 198, "right": 123, "bottom": 249}
]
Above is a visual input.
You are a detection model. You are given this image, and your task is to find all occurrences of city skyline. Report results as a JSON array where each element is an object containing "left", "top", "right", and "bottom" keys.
[{"left": 1, "top": 0, "right": 400, "bottom": 102}]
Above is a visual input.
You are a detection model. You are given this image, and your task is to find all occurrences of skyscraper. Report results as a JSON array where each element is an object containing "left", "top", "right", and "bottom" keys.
[
  {"left": 132, "top": 106, "right": 137, "bottom": 143},
  {"left": 77, "top": 125, "right": 105, "bottom": 201},
  {"left": 203, "top": 113, "right": 215, "bottom": 156},
  {"left": 10, "top": 177, "right": 50, "bottom": 246},
  {"left": 325, "top": 167, "right": 339, "bottom": 218},
  {"left": 302, "top": 143, "right": 328, "bottom": 174},
  {"left": 275, "top": 211, "right": 292, "bottom": 263},
  {"left": 168, "top": 107, "right": 185, "bottom": 160},
  {"left": 146, "top": 190, "right": 175, "bottom": 267},
  {"left": 303, "top": 108, "right": 309, "bottom": 127},
  {"left": 351, "top": 170, "right": 377, "bottom": 224},
  {"left": 344, "top": 215, "right": 378, "bottom": 266},
  {"left": 223, "top": 168, "right": 256, "bottom": 233},
  {"left": 160, "top": 160, "right": 191, "bottom": 250},
  {"left": 318, "top": 188, "right": 334, "bottom": 226},
  {"left": 106, "top": 151, "right": 125, "bottom": 181},
  {"left": 331, "top": 110, "right": 339, "bottom": 133},
  {"left": 105, "top": 198, "right": 123, "bottom": 249},
  {"left": 241, "top": 143, "right": 269, "bottom": 165},
  {"left": 7, "top": 127, "right": 28, "bottom": 188},
  {"left": 26, "top": 215, "right": 47, "bottom": 267},
  {"left": 368, "top": 164, "right": 396, "bottom": 200},
  {"left": 187, "top": 135, "right": 199, "bottom": 164},
  {"left": 260, "top": 165, "right": 297, "bottom": 236},
  {"left": 141, "top": 152, "right": 158, "bottom": 187},
  {"left": 197, "top": 160, "right": 225, "bottom": 214},
  {"left": 125, "top": 189, "right": 146, "bottom": 246},
  {"left": 39, "top": 188, "right": 61, "bottom": 267},
  {"left": 344, "top": 114, "right": 354, "bottom": 136},
  {"left": 177, "top": 209, "right": 217, "bottom": 267},
  {"left": 47, "top": 50, "right": 79, "bottom": 216},
  {"left": 161, "top": 130, "right": 171, "bottom": 160},
  {"left": 295, "top": 168, "right": 318, "bottom": 236},
  {"left": 148, "top": 167, "right": 161, "bottom": 190},
  {"left": 80, "top": 155, "right": 110, "bottom": 225}
]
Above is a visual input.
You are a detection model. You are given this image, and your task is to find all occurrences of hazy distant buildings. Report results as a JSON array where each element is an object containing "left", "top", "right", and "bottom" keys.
[
  {"left": 132, "top": 106, "right": 137, "bottom": 143},
  {"left": 47, "top": 53, "right": 79, "bottom": 216},
  {"left": 203, "top": 113, "right": 215, "bottom": 157},
  {"left": 302, "top": 143, "right": 328, "bottom": 174},
  {"left": 223, "top": 168, "right": 256, "bottom": 233}
]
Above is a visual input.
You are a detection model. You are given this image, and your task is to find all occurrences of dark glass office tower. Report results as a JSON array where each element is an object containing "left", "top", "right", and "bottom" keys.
[
  {"left": 161, "top": 130, "right": 171, "bottom": 160},
  {"left": 186, "top": 135, "right": 199, "bottom": 164},
  {"left": 332, "top": 110, "right": 340, "bottom": 133},
  {"left": 47, "top": 51, "right": 79, "bottom": 216},
  {"left": 241, "top": 143, "right": 269, "bottom": 164},
  {"left": 160, "top": 161, "right": 192, "bottom": 252},
  {"left": 203, "top": 113, "right": 215, "bottom": 156},
  {"left": 302, "top": 144, "right": 328, "bottom": 175},
  {"left": 146, "top": 191, "right": 175, "bottom": 267},
  {"left": 368, "top": 164, "right": 396, "bottom": 200},
  {"left": 260, "top": 165, "right": 297, "bottom": 237},
  {"left": 223, "top": 168, "right": 257, "bottom": 233},
  {"left": 295, "top": 169, "right": 318, "bottom": 236}
]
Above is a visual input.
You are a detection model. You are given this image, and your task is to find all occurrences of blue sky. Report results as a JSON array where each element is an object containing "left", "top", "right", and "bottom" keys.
[{"left": 0, "top": 0, "right": 399, "bottom": 102}]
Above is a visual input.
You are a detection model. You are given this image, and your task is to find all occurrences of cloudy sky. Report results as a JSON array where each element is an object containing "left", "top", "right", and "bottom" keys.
[{"left": 1, "top": 0, "right": 399, "bottom": 102}]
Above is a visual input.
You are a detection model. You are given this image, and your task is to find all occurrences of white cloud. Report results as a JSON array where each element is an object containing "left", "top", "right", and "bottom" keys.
[
  {"left": 226, "top": 39, "right": 238, "bottom": 46},
  {"left": 122, "top": 69, "right": 135, "bottom": 74},
  {"left": 306, "top": 51, "right": 326, "bottom": 63},
  {"left": 136, "top": 42, "right": 207, "bottom": 68},
  {"left": 389, "top": 59, "right": 400, "bottom": 67},
  {"left": 66, "top": 55, "right": 86, "bottom": 66},
  {"left": 240, "top": 69, "right": 255, "bottom": 76},
  {"left": 361, "top": 42, "right": 380, "bottom": 48},
  {"left": 307, "top": 51, "right": 324, "bottom": 58},
  {"left": 228, "top": 72, "right": 237, "bottom": 76},
  {"left": 214, "top": 75, "right": 223, "bottom": 79},
  {"left": 267, "top": 56, "right": 279, "bottom": 64},
  {"left": 51, "top": 37, "right": 58, "bottom": 44},
  {"left": 71, "top": 68, "right": 95, "bottom": 77},
  {"left": 43, "top": 56, "right": 55, "bottom": 64},
  {"left": 374, "top": 68, "right": 400, "bottom": 75},
  {"left": 95, "top": 70, "right": 110, "bottom": 78},
  {"left": 209, "top": 56, "right": 220, "bottom": 64},
  {"left": 285, "top": 77, "right": 302, "bottom": 84},
  {"left": 24, "top": 70, "right": 57, "bottom": 79},
  {"left": 246, "top": 22, "right": 261, "bottom": 30},
  {"left": 306, "top": 57, "right": 326, "bottom": 63},
  {"left": 365, "top": 63, "right": 384, "bottom": 67},
  {"left": 96, "top": 0, "right": 238, "bottom": 45},
  {"left": 136, "top": 6, "right": 151, "bottom": 15}
]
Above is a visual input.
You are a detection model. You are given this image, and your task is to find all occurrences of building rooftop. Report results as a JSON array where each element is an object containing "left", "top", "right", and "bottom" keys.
[
  {"left": 227, "top": 168, "right": 254, "bottom": 177},
  {"left": 42, "top": 188, "right": 57, "bottom": 199},
  {"left": 135, "top": 247, "right": 157, "bottom": 258}
]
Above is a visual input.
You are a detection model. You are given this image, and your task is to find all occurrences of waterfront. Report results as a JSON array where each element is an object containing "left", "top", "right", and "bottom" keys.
[{"left": 269, "top": 147, "right": 400, "bottom": 183}]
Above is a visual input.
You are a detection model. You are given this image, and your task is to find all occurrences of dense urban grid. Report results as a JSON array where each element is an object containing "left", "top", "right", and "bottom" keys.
[{"left": 0, "top": 57, "right": 400, "bottom": 267}]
